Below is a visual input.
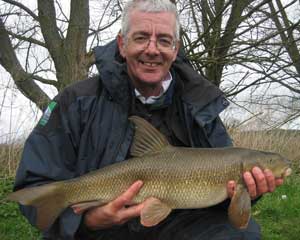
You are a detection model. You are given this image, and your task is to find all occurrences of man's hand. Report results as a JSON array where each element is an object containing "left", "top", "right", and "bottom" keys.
[
  {"left": 227, "top": 167, "right": 284, "bottom": 199},
  {"left": 76, "top": 180, "right": 145, "bottom": 230}
]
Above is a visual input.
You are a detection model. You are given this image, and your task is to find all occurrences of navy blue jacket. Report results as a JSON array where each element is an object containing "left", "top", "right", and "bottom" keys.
[{"left": 14, "top": 39, "right": 232, "bottom": 239}]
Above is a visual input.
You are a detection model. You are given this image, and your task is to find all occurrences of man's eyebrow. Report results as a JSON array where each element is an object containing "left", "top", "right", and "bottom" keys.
[
  {"left": 132, "top": 31, "right": 150, "bottom": 36},
  {"left": 157, "top": 33, "right": 173, "bottom": 39},
  {"left": 132, "top": 31, "right": 173, "bottom": 39}
]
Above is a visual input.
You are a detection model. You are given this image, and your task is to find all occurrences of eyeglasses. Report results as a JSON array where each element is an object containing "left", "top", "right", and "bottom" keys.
[{"left": 128, "top": 34, "right": 176, "bottom": 53}]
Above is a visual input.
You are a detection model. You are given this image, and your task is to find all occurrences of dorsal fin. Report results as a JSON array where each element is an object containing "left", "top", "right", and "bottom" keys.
[{"left": 129, "top": 116, "right": 170, "bottom": 157}]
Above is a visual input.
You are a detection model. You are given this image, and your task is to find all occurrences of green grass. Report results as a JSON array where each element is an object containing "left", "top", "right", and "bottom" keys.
[
  {"left": 0, "top": 177, "right": 41, "bottom": 240},
  {"left": 253, "top": 174, "right": 300, "bottom": 240}
]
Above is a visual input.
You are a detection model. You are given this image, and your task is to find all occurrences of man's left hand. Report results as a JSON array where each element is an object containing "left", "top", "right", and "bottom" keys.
[{"left": 227, "top": 166, "right": 284, "bottom": 199}]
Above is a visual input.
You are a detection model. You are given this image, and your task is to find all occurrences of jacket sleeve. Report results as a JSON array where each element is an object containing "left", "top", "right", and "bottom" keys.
[
  {"left": 191, "top": 95, "right": 233, "bottom": 148},
  {"left": 13, "top": 90, "right": 84, "bottom": 239},
  {"left": 204, "top": 115, "right": 233, "bottom": 147}
]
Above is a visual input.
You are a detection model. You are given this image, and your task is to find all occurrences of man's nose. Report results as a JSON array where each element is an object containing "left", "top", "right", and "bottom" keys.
[{"left": 145, "top": 39, "right": 160, "bottom": 54}]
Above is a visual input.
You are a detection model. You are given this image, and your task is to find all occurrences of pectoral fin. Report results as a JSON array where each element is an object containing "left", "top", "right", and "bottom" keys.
[
  {"left": 228, "top": 184, "right": 251, "bottom": 229},
  {"left": 140, "top": 198, "right": 172, "bottom": 227}
]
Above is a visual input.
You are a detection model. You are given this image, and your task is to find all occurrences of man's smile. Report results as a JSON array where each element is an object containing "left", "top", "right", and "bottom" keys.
[{"left": 139, "top": 60, "right": 162, "bottom": 67}]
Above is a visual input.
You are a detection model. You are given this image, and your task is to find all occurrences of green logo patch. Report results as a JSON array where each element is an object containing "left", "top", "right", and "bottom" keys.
[{"left": 39, "top": 101, "right": 57, "bottom": 126}]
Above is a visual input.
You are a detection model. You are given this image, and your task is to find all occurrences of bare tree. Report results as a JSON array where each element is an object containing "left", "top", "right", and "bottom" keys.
[
  {"left": 0, "top": 0, "right": 299, "bottom": 128},
  {"left": 0, "top": 0, "right": 122, "bottom": 110},
  {"left": 176, "top": 0, "right": 299, "bottom": 128}
]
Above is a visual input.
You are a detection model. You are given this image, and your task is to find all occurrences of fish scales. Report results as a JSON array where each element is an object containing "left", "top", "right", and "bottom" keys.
[
  {"left": 6, "top": 116, "right": 292, "bottom": 231},
  {"left": 62, "top": 147, "right": 245, "bottom": 209}
]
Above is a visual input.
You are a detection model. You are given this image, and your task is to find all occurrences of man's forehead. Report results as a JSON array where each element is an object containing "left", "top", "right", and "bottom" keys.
[
  {"left": 128, "top": 10, "right": 176, "bottom": 34},
  {"left": 129, "top": 10, "right": 175, "bottom": 23}
]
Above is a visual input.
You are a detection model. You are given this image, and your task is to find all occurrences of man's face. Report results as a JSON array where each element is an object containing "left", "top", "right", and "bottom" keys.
[{"left": 118, "top": 10, "right": 179, "bottom": 96}]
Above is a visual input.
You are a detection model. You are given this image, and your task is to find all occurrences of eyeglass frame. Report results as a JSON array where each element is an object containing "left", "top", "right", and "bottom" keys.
[{"left": 124, "top": 33, "right": 178, "bottom": 52}]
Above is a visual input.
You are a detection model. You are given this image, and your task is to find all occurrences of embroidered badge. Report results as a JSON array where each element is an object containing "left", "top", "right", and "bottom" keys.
[{"left": 38, "top": 101, "right": 57, "bottom": 126}]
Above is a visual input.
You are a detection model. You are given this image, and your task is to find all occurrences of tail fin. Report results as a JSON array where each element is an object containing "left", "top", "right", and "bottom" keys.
[{"left": 7, "top": 183, "right": 67, "bottom": 231}]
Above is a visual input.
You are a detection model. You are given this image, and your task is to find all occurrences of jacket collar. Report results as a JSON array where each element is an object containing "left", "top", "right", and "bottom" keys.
[{"left": 93, "top": 39, "right": 132, "bottom": 108}]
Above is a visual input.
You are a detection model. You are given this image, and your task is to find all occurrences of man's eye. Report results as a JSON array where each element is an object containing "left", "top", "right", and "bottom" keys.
[
  {"left": 133, "top": 36, "right": 148, "bottom": 43},
  {"left": 158, "top": 38, "right": 172, "bottom": 46}
]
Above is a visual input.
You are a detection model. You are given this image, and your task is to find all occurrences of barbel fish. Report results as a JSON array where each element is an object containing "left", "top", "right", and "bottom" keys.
[{"left": 7, "top": 116, "right": 292, "bottom": 231}]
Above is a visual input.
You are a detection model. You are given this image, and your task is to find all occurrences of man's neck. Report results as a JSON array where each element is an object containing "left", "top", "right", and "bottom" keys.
[{"left": 135, "top": 84, "right": 163, "bottom": 98}]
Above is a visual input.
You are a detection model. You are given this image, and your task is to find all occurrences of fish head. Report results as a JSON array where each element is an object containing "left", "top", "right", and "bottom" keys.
[{"left": 250, "top": 151, "right": 292, "bottom": 178}]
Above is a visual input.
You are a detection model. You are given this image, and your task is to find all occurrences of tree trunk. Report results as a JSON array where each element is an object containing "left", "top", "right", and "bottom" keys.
[{"left": 38, "top": 0, "right": 91, "bottom": 91}]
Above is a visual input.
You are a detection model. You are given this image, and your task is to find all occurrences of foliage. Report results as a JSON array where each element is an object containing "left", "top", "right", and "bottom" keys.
[
  {"left": 0, "top": 177, "right": 41, "bottom": 240},
  {"left": 253, "top": 175, "right": 300, "bottom": 240},
  {"left": 0, "top": 144, "right": 23, "bottom": 177}
]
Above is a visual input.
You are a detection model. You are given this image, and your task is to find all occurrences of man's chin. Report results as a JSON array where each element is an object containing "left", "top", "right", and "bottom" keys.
[
  {"left": 138, "top": 74, "right": 164, "bottom": 84},
  {"left": 139, "top": 78, "right": 163, "bottom": 87}
]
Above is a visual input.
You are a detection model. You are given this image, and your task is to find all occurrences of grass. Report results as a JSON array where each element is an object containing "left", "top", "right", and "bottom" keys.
[
  {"left": 253, "top": 174, "right": 300, "bottom": 240},
  {"left": 0, "top": 143, "right": 23, "bottom": 177},
  {"left": 0, "top": 177, "right": 41, "bottom": 240},
  {"left": 0, "top": 129, "right": 299, "bottom": 239}
]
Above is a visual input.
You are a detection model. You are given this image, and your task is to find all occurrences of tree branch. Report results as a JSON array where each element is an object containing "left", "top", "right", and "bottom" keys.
[
  {"left": 65, "top": 0, "right": 89, "bottom": 52},
  {"left": 37, "top": 0, "right": 63, "bottom": 64},
  {"left": 0, "top": 18, "right": 50, "bottom": 110},
  {"left": 2, "top": 0, "right": 39, "bottom": 21},
  {"left": 268, "top": 0, "right": 300, "bottom": 74},
  {"left": 32, "top": 75, "right": 58, "bottom": 87},
  {"left": 6, "top": 29, "right": 46, "bottom": 48}
]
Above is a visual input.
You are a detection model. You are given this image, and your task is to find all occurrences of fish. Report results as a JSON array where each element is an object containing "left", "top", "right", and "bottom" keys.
[{"left": 7, "top": 116, "right": 292, "bottom": 231}]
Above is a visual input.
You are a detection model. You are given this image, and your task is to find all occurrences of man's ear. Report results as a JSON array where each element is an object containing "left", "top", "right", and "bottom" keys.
[{"left": 117, "top": 33, "right": 126, "bottom": 58}]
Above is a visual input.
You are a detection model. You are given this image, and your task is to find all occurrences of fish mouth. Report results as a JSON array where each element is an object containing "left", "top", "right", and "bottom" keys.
[{"left": 282, "top": 167, "right": 292, "bottom": 177}]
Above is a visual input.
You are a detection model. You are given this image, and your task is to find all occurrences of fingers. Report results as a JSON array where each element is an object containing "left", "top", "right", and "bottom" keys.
[
  {"left": 263, "top": 169, "right": 276, "bottom": 192},
  {"left": 111, "top": 180, "right": 143, "bottom": 210},
  {"left": 227, "top": 180, "right": 236, "bottom": 198},
  {"left": 243, "top": 167, "right": 284, "bottom": 199},
  {"left": 252, "top": 167, "right": 269, "bottom": 194},
  {"left": 118, "top": 202, "right": 145, "bottom": 222},
  {"left": 109, "top": 180, "right": 144, "bottom": 223},
  {"left": 229, "top": 166, "right": 285, "bottom": 200},
  {"left": 275, "top": 178, "right": 284, "bottom": 186},
  {"left": 82, "top": 180, "right": 144, "bottom": 229},
  {"left": 243, "top": 171, "right": 257, "bottom": 199}
]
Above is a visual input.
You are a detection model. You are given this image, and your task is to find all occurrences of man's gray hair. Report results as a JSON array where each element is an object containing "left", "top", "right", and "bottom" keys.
[{"left": 121, "top": 0, "right": 180, "bottom": 41}]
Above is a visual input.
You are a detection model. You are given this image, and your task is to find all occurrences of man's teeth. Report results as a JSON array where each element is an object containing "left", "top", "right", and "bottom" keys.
[{"left": 141, "top": 61, "right": 160, "bottom": 67}]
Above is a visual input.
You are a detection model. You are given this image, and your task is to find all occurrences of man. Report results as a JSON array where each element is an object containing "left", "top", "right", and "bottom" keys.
[{"left": 14, "top": 0, "right": 283, "bottom": 239}]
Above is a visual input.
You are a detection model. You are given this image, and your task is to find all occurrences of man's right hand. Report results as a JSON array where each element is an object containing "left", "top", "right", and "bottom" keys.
[{"left": 79, "top": 180, "right": 144, "bottom": 230}]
